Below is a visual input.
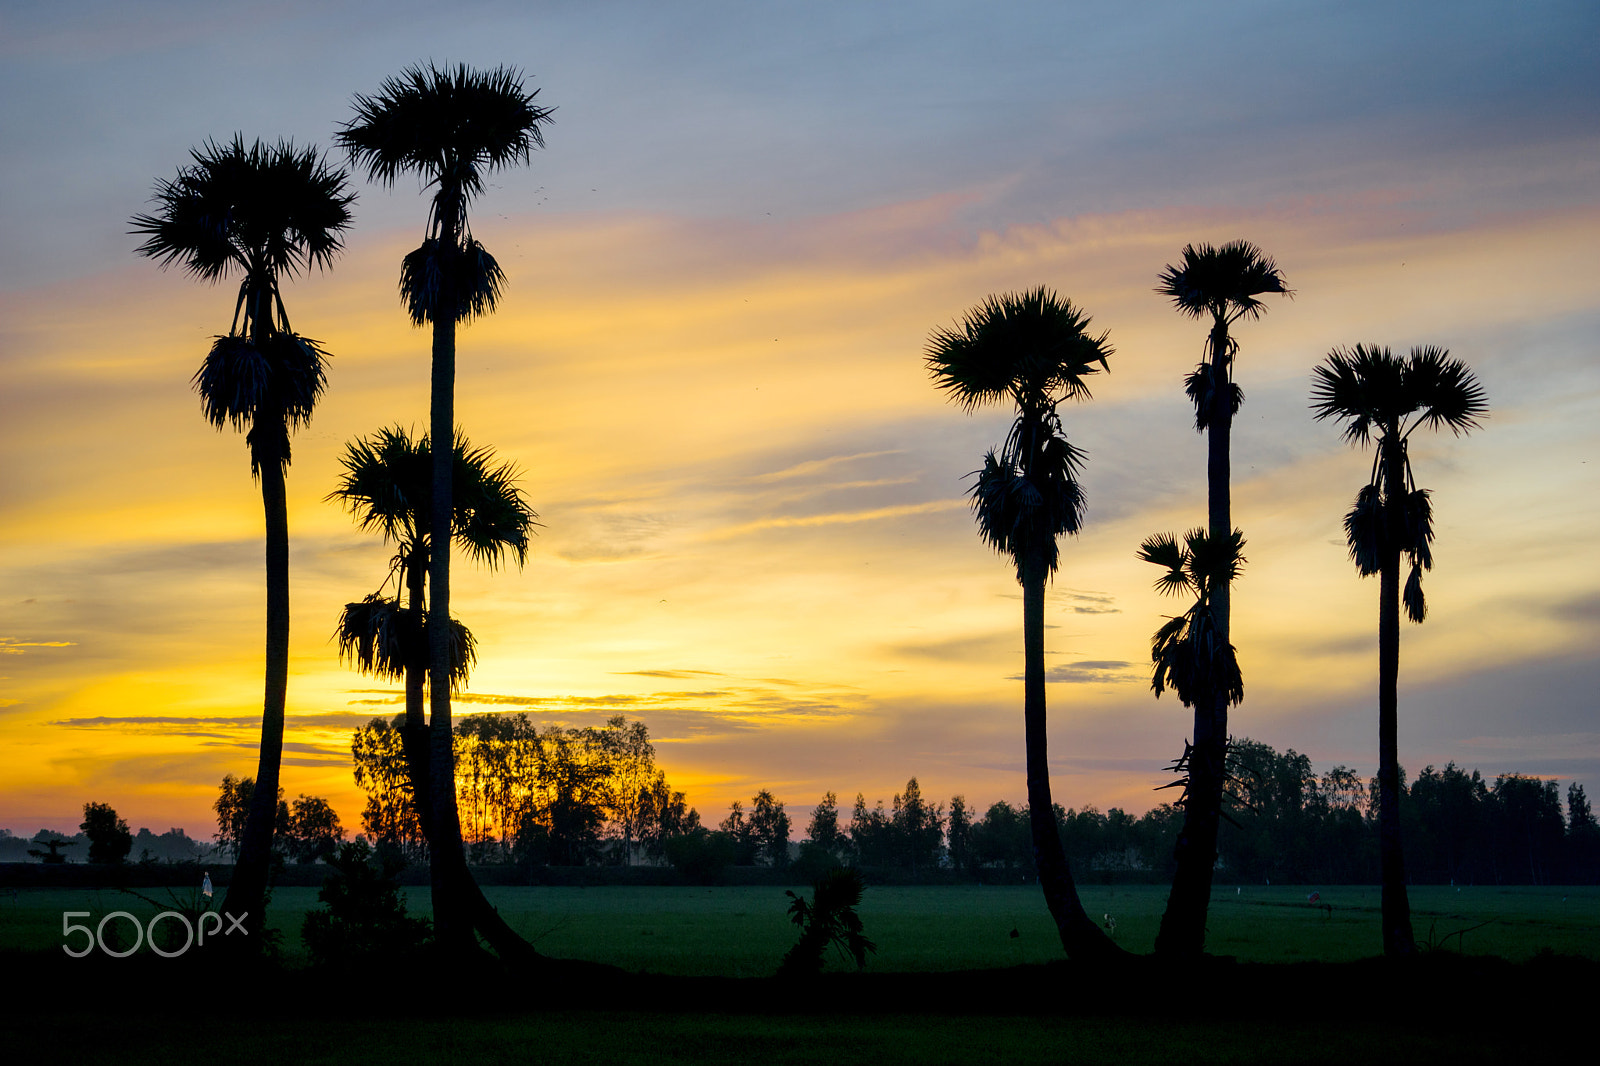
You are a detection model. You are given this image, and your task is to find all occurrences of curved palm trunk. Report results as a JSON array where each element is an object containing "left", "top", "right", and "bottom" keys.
[
  {"left": 1023, "top": 555, "right": 1123, "bottom": 961},
  {"left": 221, "top": 430, "right": 289, "bottom": 946},
  {"left": 1377, "top": 440, "right": 1416, "bottom": 956},
  {"left": 1156, "top": 316, "right": 1232, "bottom": 957}
]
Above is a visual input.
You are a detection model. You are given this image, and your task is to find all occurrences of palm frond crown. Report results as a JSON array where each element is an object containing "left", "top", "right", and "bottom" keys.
[
  {"left": 337, "top": 63, "right": 554, "bottom": 238},
  {"left": 927, "top": 288, "right": 1110, "bottom": 580},
  {"left": 1311, "top": 344, "right": 1486, "bottom": 623},
  {"left": 925, "top": 287, "right": 1111, "bottom": 414},
  {"left": 131, "top": 135, "right": 354, "bottom": 290},
  {"left": 329, "top": 426, "right": 538, "bottom": 579},
  {"left": 1156, "top": 240, "right": 1289, "bottom": 324}
]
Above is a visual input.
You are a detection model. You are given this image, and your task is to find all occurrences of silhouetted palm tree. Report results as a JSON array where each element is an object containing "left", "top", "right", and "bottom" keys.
[
  {"left": 331, "top": 427, "right": 534, "bottom": 824},
  {"left": 1153, "top": 240, "right": 1286, "bottom": 956},
  {"left": 926, "top": 287, "right": 1122, "bottom": 961},
  {"left": 1311, "top": 344, "right": 1486, "bottom": 956},
  {"left": 131, "top": 136, "right": 352, "bottom": 942},
  {"left": 337, "top": 63, "right": 553, "bottom": 952},
  {"left": 1138, "top": 527, "right": 1246, "bottom": 710}
]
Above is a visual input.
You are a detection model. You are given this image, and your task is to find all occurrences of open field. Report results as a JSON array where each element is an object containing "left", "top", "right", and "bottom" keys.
[
  {"left": 2, "top": 1006, "right": 1569, "bottom": 1066},
  {"left": 4, "top": 884, "right": 1595, "bottom": 1064},
  {"left": 3, "top": 882, "right": 1596, "bottom": 971}
]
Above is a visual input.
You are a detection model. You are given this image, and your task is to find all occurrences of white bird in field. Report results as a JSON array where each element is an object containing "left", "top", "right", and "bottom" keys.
[{"left": 202, "top": 872, "right": 213, "bottom": 898}]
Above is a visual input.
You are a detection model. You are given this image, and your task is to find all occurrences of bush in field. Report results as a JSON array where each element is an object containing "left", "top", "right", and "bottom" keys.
[
  {"left": 778, "top": 867, "right": 875, "bottom": 977},
  {"left": 301, "top": 840, "right": 431, "bottom": 966}
]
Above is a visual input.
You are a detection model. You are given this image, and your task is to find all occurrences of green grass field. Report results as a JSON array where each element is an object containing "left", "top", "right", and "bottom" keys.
[
  {"left": 3, "top": 881, "right": 1596, "bottom": 971},
  {"left": 4, "top": 883, "right": 1595, "bottom": 1064}
]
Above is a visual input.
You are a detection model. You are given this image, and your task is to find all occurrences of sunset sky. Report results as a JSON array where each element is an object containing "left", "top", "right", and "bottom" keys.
[{"left": 2, "top": 1, "right": 1596, "bottom": 842}]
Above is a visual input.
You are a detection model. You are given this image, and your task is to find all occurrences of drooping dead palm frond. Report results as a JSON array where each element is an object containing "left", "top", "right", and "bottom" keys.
[
  {"left": 399, "top": 237, "right": 506, "bottom": 327},
  {"left": 335, "top": 593, "right": 477, "bottom": 692}
]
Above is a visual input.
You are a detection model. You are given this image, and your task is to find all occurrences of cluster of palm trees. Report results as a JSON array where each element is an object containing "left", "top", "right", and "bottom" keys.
[
  {"left": 133, "top": 63, "right": 554, "bottom": 960},
  {"left": 926, "top": 244, "right": 1486, "bottom": 960},
  {"left": 132, "top": 59, "right": 1488, "bottom": 968}
]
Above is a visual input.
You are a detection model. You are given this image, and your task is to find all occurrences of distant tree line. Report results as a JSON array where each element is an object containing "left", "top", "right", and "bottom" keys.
[
  {"left": 340, "top": 722, "right": 1600, "bottom": 884},
  {"left": 350, "top": 713, "right": 698, "bottom": 866},
  {"left": 214, "top": 775, "right": 346, "bottom": 865},
  {"left": 1, "top": 803, "right": 209, "bottom": 864}
]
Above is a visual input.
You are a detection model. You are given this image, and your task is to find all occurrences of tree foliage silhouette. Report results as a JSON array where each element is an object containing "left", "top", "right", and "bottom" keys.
[
  {"left": 1311, "top": 343, "right": 1487, "bottom": 956},
  {"left": 1138, "top": 528, "right": 1246, "bottom": 709},
  {"left": 925, "top": 286, "right": 1122, "bottom": 961},
  {"left": 1153, "top": 239, "right": 1286, "bottom": 957},
  {"left": 778, "top": 867, "right": 876, "bottom": 977},
  {"left": 80, "top": 802, "right": 132, "bottom": 865},
  {"left": 131, "top": 137, "right": 352, "bottom": 944},
  {"left": 338, "top": 61, "right": 552, "bottom": 956},
  {"left": 331, "top": 426, "right": 533, "bottom": 836}
]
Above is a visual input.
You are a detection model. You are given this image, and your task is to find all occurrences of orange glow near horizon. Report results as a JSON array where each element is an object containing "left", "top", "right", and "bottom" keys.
[{"left": 3, "top": 191, "right": 1598, "bottom": 840}]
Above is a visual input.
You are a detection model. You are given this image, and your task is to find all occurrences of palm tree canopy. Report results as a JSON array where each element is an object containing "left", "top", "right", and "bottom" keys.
[
  {"left": 927, "top": 288, "right": 1110, "bottom": 580},
  {"left": 925, "top": 287, "right": 1111, "bottom": 413},
  {"left": 1137, "top": 528, "right": 1247, "bottom": 706},
  {"left": 338, "top": 63, "right": 553, "bottom": 236},
  {"left": 1311, "top": 344, "right": 1486, "bottom": 624},
  {"left": 1156, "top": 240, "right": 1289, "bottom": 324},
  {"left": 1310, "top": 344, "right": 1488, "bottom": 446},
  {"left": 133, "top": 137, "right": 350, "bottom": 472},
  {"left": 329, "top": 426, "right": 538, "bottom": 581},
  {"left": 131, "top": 136, "right": 353, "bottom": 293}
]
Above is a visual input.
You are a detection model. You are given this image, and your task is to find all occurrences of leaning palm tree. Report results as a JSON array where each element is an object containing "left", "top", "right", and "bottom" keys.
[
  {"left": 1153, "top": 239, "right": 1287, "bottom": 956},
  {"left": 1311, "top": 344, "right": 1487, "bottom": 956},
  {"left": 337, "top": 63, "right": 553, "bottom": 951},
  {"left": 926, "top": 287, "right": 1122, "bottom": 961},
  {"left": 331, "top": 426, "right": 534, "bottom": 822},
  {"left": 131, "top": 137, "right": 352, "bottom": 943}
]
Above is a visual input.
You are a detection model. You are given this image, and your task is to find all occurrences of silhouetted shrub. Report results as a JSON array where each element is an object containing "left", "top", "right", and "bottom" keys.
[
  {"left": 301, "top": 840, "right": 431, "bottom": 966},
  {"left": 778, "top": 867, "right": 875, "bottom": 977}
]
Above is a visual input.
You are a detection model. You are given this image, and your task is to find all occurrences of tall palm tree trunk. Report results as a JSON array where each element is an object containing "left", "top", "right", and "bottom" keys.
[
  {"left": 402, "top": 558, "right": 432, "bottom": 837},
  {"left": 419, "top": 241, "right": 544, "bottom": 964},
  {"left": 1023, "top": 555, "right": 1123, "bottom": 961},
  {"left": 1157, "top": 318, "right": 1233, "bottom": 957},
  {"left": 1377, "top": 441, "right": 1416, "bottom": 956},
  {"left": 424, "top": 234, "right": 476, "bottom": 948},
  {"left": 222, "top": 430, "right": 289, "bottom": 943}
]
